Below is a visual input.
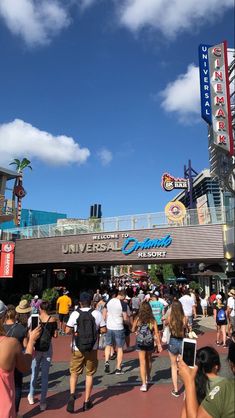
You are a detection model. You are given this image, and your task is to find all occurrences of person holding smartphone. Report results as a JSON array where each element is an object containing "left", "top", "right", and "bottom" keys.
[
  {"left": 178, "top": 340, "right": 235, "bottom": 418},
  {"left": 28, "top": 301, "right": 58, "bottom": 411}
]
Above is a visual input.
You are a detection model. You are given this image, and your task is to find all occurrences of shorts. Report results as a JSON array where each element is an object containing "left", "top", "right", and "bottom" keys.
[
  {"left": 216, "top": 320, "right": 227, "bottom": 326},
  {"left": 136, "top": 344, "right": 154, "bottom": 352},
  {"left": 70, "top": 349, "right": 98, "bottom": 376},
  {"left": 59, "top": 313, "right": 69, "bottom": 323},
  {"left": 157, "top": 324, "right": 163, "bottom": 331},
  {"left": 187, "top": 316, "right": 193, "bottom": 327},
  {"left": 105, "top": 329, "right": 125, "bottom": 348},
  {"left": 168, "top": 337, "right": 183, "bottom": 355}
]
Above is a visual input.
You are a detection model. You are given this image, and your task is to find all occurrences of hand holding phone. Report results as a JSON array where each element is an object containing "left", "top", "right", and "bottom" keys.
[
  {"left": 31, "top": 314, "right": 40, "bottom": 330},
  {"left": 182, "top": 338, "right": 197, "bottom": 368}
]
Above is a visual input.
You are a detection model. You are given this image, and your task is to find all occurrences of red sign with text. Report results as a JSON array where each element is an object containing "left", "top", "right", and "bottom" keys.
[{"left": 0, "top": 242, "right": 15, "bottom": 278}]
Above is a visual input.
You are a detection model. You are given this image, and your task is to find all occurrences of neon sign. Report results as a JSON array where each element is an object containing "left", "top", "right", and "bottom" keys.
[
  {"left": 122, "top": 235, "right": 172, "bottom": 255},
  {"left": 161, "top": 173, "right": 188, "bottom": 191}
]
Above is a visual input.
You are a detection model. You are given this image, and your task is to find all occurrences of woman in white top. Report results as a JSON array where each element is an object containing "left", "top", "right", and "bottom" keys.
[{"left": 200, "top": 292, "right": 208, "bottom": 317}]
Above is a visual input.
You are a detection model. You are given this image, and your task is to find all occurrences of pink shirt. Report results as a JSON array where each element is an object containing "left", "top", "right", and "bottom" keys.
[{"left": 0, "top": 337, "right": 16, "bottom": 418}]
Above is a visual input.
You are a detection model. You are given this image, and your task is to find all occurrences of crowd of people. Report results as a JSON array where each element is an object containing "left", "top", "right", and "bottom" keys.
[{"left": 0, "top": 277, "right": 234, "bottom": 418}]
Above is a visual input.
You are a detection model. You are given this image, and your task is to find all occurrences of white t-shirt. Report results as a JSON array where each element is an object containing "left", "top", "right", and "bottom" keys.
[
  {"left": 67, "top": 308, "right": 106, "bottom": 350},
  {"left": 227, "top": 297, "right": 235, "bottom": 317},
  {"left": 179, "top": 295, "right": 195, "bottom": 317},
  {"left": 106, "top": 298, "right": 127, "bottom": 331},
  {"left": 159, "top": 297, "right": 169, "bottom": 307}
]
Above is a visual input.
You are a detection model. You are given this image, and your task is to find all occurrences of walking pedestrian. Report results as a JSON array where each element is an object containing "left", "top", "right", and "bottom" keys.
[
  {"left": 132, "top": 301, "right": 162, "bottom": 391},
  {"left": 213, "top": 294, "right": 228, "bottom": 347},
  {"left": 104, "top": 290, "right": 128, "bottom": 374},
  {"left": 165, "top": 300, "right": 187, "bottom": 397},
  {"left": 56, "top": 290, "right": 72, "bottom": 335},
  {"left": 28, "top": 301, "right": 58, "bottom": 411},
  {"left": 3, "top": 305, "right": 28, "bottom": 417},
  {"left": 65, "top": 292, "right": 106, "bottom": 413}
]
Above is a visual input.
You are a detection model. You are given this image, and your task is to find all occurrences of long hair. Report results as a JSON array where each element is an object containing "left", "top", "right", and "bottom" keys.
[
  {"left": 5, "top": 305, "right": 17, "bottom": 321},
  {"left": 195, "top": 347, "right": 220, "bottom": 404},
  {"left": 137, "top": 301, "right": 155, "bottom": 325},
  {"left": 169, "top": 300, "right": 185, "bottom": 337}
]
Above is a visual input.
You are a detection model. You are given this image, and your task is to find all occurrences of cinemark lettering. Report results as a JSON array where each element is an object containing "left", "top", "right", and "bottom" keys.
[{"left": 208, "top": 41, "right": 233, "bottom": 155}]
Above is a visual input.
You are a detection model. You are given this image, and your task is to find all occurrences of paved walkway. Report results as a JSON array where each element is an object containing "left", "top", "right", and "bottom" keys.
[{"left": 20, "top": 316, "right": 232, "bottom": 418}]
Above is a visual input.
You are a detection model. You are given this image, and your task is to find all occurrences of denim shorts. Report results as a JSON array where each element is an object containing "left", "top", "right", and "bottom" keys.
[
  {"left": 105, "top": 329, "right": 125, "bottom": 348},
  {"left": 168, "top": 337, "right": 183, "bottom": 355}
]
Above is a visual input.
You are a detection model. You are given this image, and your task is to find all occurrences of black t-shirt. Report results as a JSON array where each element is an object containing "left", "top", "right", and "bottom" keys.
[
  {"left": 4, "top": 323, "right": 27, "bottom": 346},
  {"left": 34, "top": 321, "right": 57, "bottom": 351}
]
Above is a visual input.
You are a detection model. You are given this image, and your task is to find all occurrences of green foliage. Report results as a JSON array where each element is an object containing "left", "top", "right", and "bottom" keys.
[
  {"left": 188, "top": 281, "right": 200, "bottom": 291},
  {"left": 42, "top": 288, "right": 59, "bottom": 303},
  {"left": 148, "top": 264, "right": 175, "bottom": 283},
  {"left": 9, "top": 158, "right": 32, "bottom": 173},
  {"left": 21, "top": 293, "right": 32, "bottom": 302}
]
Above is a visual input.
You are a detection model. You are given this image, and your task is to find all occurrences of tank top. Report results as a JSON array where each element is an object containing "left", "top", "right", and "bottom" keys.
[{"left": 0, "top": 337, "right": 16, "bottom": 418}]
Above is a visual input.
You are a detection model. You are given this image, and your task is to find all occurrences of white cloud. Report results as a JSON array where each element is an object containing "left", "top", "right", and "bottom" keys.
[
  {"left": 160, "top": 64, "right": 200, "bottom": 123},
  {"left": 118, "top": 0, "right": 234, "bottom": 38},
  {"left": 97, "top": 148, "right": 113, "bottom": 166},
  {"left": 0, "top": 0, "right": 70, "bottom": 46},
  {"left": 0, "top": 119, "right": 90, "bottom": 166}
]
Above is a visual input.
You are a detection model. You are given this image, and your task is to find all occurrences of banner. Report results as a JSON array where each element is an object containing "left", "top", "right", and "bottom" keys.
[
  {"left": 196, "top": 195, "right": 211, "bottom": 225},
  {"left": 198, "top": 44, "right": 212, "bottom": 124},
  {"left": 208, "top": 41, "right": 234, "bottom": 155},
  {"left": 0, "top": 242, "right": 15, "bottom": 278}
]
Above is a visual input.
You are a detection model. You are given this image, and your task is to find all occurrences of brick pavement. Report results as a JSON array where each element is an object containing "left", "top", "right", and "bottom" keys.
[{"left": 19, "top": 316, "right": 232, "bottom": 418}]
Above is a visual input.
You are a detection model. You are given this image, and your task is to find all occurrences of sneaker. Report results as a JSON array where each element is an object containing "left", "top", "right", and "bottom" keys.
[
  {"left": 188, "top": 332, "right": 193, "bottom": 339},
  {"left": 140, "top": 384, "right": 147, "bottom": 392},
  {"left": 115, "top": 368, "right": 124, "bottom": 375},
  {"left": 171, "top": 390, "right": 180, "bottom": 398},
  {"left": 216, "top": 341, "right": 221, "bottom": 346},
  {"left": 104, "top": 362, "right": 110, "bottom": 373},
  {"left": 27, "top": 394, "right": 34, "bottom": 405},
  {"left": 40, "top": 403, "right": 47, "bottom": 412},
  {"left": 191, "top": 331, "right": 198, "bottom": 339},
  {"left": 83, "top": 399, "right": 93, "bottom": 411},
  {"left": 66, "top": 394, "right": 75, "bottom": 413},
  {"left": 110, "top": 351, "right": 117, "bottom": 360}
]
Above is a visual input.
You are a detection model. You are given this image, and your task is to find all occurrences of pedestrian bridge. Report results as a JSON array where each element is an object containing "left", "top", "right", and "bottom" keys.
[
  {"left": 1, "top": 206, "right": 233, "bottom": 241},
  {"left": 2, "top": 206, "right": 233, "bottom": 266}
]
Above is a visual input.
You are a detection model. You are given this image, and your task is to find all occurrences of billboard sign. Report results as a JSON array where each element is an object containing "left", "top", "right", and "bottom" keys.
[
  {"left": 161, "top": 173, "right": 188, "bottom": 191},
  {"left": 199, "top": 44, "right": 212, "bottom": 124},
  {"left": 0, "top": 242, "right": 15, "bottom": 278},
  {"left": 196, "top": 194, "right": 211, "bottom": 225},
  {"left": 165, "top": 201, "right": 186, "bottom": 223},
  {"left": 208, "top": 41, "right": 234, "bottom": 155}
]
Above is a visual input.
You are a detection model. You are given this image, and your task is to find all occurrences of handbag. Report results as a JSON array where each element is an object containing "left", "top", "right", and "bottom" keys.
[
  {"left": 162, "top": 325, "right": 170, "bottom": 344},
  {"left": 98, "top": 333, "right": 106, "bottom": 350}
]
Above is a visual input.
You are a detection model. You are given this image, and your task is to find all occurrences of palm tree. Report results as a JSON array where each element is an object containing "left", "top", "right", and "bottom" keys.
[{"left": 9, "top": 158, "right": 32, "bottom": 226}]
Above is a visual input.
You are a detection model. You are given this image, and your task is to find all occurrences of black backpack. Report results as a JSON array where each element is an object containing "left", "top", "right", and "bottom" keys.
[
  {"left": 35, "top": 316, "right": 52, "bottom": 352},
  {"left": 136, "top": 322, "right": 154, "bottom": 347},
  {"left": 75, "top": 309, "right": 97, "bottom": 352}
]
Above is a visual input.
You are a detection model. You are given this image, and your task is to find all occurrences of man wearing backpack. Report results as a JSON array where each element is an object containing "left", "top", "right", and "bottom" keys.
[{"left": 65, "top": 292, "right": 106, "bottom": 413}]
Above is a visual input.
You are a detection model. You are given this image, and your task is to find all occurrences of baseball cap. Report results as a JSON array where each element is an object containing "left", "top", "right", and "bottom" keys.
[
  {"left": 63, "top": 290, "right": 69, "bottom": 295},
  {"left": 228, "top": 289, "right": 235, "bottom": 297},
  {"left": 154, "top": 291, "right": 160, "bottom": 296},
  {"left": 80, "top": 292, "right": 92, "bottom": 303},
  {"left": 34, "top": 295, "right": 39, "bottom": 299},
  {"left": 0, "top": 300, "right": 7, "bottom": 318},
  {"left": 216, "top": 294, "right": 222, "bottom": 299}
]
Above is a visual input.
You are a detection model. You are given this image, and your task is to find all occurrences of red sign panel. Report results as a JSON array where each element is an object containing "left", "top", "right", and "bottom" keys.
[{"left": 0, "top": 242, "right": 15, "bottom": 278}]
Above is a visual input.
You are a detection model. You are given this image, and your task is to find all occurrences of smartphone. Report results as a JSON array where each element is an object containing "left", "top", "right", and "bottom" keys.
[
  {"left": 182, "top": 338, "right": 197, "bottom": 368},
  {"left": 31, "top": 314, "right": 39, "bottom": 330}
]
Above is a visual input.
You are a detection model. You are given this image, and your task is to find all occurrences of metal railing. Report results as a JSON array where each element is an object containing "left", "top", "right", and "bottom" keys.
[{"left": 0, "top": 206, "right": 232, "bottom": 241}]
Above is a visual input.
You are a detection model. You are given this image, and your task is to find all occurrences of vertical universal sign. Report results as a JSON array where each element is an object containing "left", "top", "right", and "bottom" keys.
[
  {"left": 198, "top": 44, "right": 212, "bottom": 124},
  {"left": 0, "top": 242, "right": 15, "bottom": 278},
  {"left": 208, "top": 41, "right": 234, "bottom": 155}
]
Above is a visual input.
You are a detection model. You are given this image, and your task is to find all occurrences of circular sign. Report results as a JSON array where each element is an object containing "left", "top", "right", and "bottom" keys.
[
  {"left": 2, "top": 243, "right": 14, "bottom": 252},
  {"left": 165, "top": 201, "right": 186, "bottom": 222}
]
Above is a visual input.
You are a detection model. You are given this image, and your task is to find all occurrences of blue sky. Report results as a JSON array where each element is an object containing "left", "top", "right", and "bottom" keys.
[{"left": 0, "top": 0, "right": 234, "bottom": 219}]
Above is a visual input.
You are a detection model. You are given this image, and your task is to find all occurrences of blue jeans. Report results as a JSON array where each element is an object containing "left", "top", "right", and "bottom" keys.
[
  {"left": 168, "top": 337, "right": 183, "bottom": 355},
  {"left": 29, "top": 345, "right": 52, "bottom": 403},
  {"left": 105, "top": 329, "right": 125, "bottom": 348}
]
